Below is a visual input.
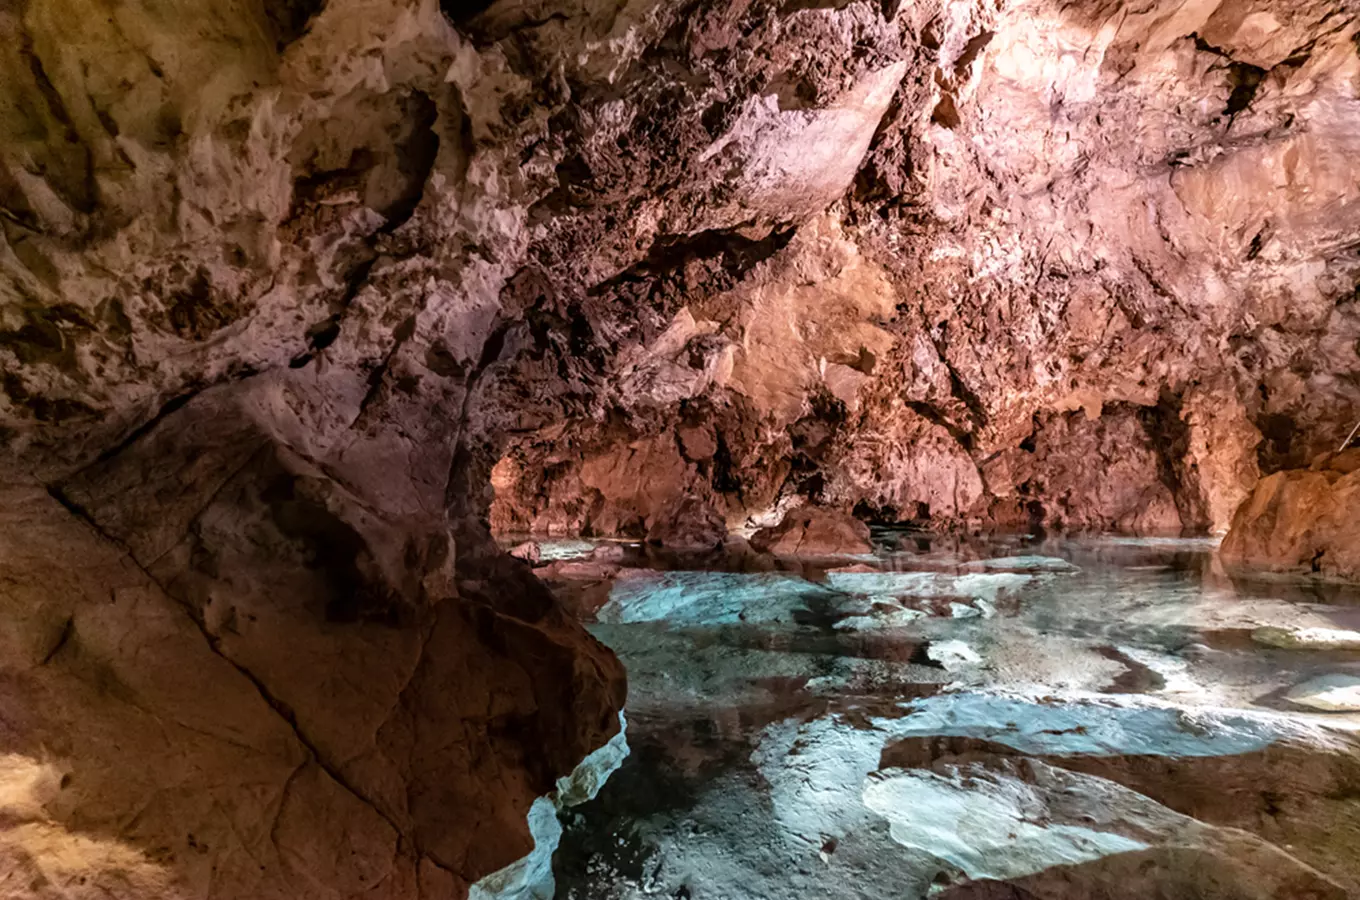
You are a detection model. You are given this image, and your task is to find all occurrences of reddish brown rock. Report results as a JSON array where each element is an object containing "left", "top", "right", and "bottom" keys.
[
  {"left": 510, "top": 540, "right": 543, "bottom": 564},
  {"left": 750, "top": 507, "right": 874, "bottom": 556},
  {"left": 4, "top": 0, "right": 1360, "bottom": 894},
  {"left": 1221, "top": 455, "right": 1360, "bottom": 580},
  {"left": 646, "top": 497, "right": 729, "bottom": 552}
]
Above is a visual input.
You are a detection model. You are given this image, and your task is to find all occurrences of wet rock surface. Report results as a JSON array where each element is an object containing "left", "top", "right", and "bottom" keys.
[
  {"left": 645, "top": 498, "right": 728, "bottom": 553},
  {"left": 540, "top": 534, "right": 1360, "bottom": 899},
  {"left": 750, "top": 507, "right": 874, "bottom": 557}
]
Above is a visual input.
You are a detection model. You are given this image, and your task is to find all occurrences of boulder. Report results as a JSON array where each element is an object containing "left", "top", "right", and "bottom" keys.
[
  {"left": 750, "top": 507, "right": 873, "bottom": 556},
  {"left": 1220, "top": 459, "right": 1360, "bottom": 580},
  {"left": 646, "top": 497, "right": 728, "bottom": 552},
  {"left": 510, "top": 540, "right": 542, "bottom": 565}
]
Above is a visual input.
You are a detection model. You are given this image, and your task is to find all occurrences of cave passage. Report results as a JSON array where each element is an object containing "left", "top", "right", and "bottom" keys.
[{"left": 6, "top": 0, "right": 1360, "bottom": 897}]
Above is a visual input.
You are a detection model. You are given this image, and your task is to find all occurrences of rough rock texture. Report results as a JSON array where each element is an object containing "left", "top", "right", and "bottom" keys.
[
  {"left": 1220, "top": 450, "right": 1360, "bottom": 579},
  {"left": 5, "top": 0, "right": 1360, "bottom": 893},
  {"left": 749, "top": 506, "right": 874, "bottom": 556},
  {"left": 0, "top": 470, "right": 624, "bottom": 898},
  {"left": 468, "top": 0, "right": 1360, "bottom": 539},
  {"left": 0, "top": 0, "right": 633, "bottom": 888},
  {"left": 645, "top": 497, "right": 728, "bottom": 552},
  {"left": 4, "top": 0, "right": 1360, "bottom": 542}
]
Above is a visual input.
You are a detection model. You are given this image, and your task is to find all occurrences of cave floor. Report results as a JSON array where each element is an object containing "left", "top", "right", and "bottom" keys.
[{"left": 535, "top": 533, "right": 1360, "bottom": 900}]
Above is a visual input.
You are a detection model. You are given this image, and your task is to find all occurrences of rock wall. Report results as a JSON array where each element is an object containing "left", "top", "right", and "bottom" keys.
[
  {"left": 4, "top": 0, "right": 1359, "bottom": 538},
  {"left": 4, "top": 0, "right": 1360, "bottom": 894},
  {"left": 473, "top": 0, "right": 1360, "bottom": 539},
  {"left": 1221, "top": 449, "right": 1360, "bottom": 579}
]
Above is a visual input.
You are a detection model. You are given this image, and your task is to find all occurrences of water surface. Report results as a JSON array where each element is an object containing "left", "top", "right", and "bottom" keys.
[{"left": 534, "top": 534, "right": 1360, "bottom": 899}]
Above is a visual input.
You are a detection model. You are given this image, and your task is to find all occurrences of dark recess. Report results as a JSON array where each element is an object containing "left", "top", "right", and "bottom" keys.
[{"left": 265, "top": 0, "right": 327, "bottom": 49}]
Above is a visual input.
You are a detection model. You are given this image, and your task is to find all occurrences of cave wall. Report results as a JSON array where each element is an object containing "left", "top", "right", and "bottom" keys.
[
  {"left": 3, "top": 0, "right": 1359, "bottom": 533},
  {"left": 474, "top": 0, "right": 1360, "bottom": 538},
  {"left": 0, "top": 0, "right": 632, "bottom": 895},
  {"left": 3, "top": 0, "right": 1360, "bottom": 895}
]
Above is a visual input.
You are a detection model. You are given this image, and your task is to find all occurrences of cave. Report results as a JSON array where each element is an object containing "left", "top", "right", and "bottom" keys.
[{"left": 3, "top": 0, "right": 1360, "bottom": 897}]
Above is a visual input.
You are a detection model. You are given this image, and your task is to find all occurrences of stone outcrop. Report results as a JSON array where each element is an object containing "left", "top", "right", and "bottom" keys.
[
  {"left": 646, "top": 497, "right": 728, "bottom": 552},
  {"left": 1220, "top": 450, "right": 1360, "bottom": 580},
  {"left": 750, "top": 507, "right": 874, "bottom": 557},
  {"left": 471, "top": 0, "right": 1360, "bottom": 540}
]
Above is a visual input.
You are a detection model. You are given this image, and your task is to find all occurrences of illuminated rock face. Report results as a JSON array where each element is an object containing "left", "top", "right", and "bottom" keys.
[
  {"left": 1221, "top": 450, "right": 1360, "bottom": 579},
  {"left": 3, "top": 0, "right": 1360, "bottom": 897},
  {"left": 7, "top": 0, "right": 1359, "bottom": 548}
]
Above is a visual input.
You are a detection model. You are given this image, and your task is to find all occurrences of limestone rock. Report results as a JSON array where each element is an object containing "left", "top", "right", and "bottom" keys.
[
  {"left": 750, "top": 507, "right": 873, "bottom": 557},
  {"left": 1285, "top": 675, "right": 1360, "bottom": 713},
  {"left": 510, "top": 540, "right": 542, "bottom": 565},
  {"left": 6, "top": 0, "right": 1360, "bottom": 894},
  {"left": 1253, "top": 627, "right": 1360, "bottom": 651}
]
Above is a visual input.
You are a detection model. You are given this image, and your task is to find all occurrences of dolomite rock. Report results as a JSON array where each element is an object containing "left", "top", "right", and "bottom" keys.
[
  {"left": 1253, "top": 627, "right": 1360, "bottom": 651},
  {"left": 0, "top": 479, "right": 621, "bottom": 899},
  {"left": 1285, "top": 675, "right": 1360, "bottom": 713},
  {"left": 470, "top": 0, "right": 1360, "bottom": 541},
  {"left": 510, "top": 540, "right": 543, "bottom": 564},
  {"left": 750, "top": 507, "right": 874, "bottom": 557},
  {"left": 866, "top": 759, "right": 1347, "bottom": 898}
]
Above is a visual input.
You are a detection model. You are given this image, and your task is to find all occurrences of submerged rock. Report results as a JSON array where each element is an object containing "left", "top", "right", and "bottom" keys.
[
  {"left": 470, "top": 713, "right": 631, "bottom": 900},
  {"left": 590, "top": 544, "right": 629, "bottom": 563},
  {"left": 875, "top": 759, "right": 1349, "bottom": 899},
  {"left": 1253, "top": 627, "right": 1360, "bottom": 651},
  {"left": 750, "top": 508, "right": 873, "bottom": 557},
  {"left": 1285, "top": 675, "right": 1360, "bottom": 713}
]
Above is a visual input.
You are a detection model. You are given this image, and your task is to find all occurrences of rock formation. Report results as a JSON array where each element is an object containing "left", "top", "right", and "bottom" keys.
[
  {"left": 749, "top": 506, "right": 874, "bottom": 557},
  {"left": 472, "top": 0, "right": 1360, "bottom": 540},
  {"left": 3, "top": 1, "right": 1359, "bottom": 539},
  {"left": 645, "top": 497, "right": 728, "bottom": 552},
  {"left": 1220, "top": 449, "right": 1360, "bottom": 579},
  {"left": 5, "top": 0, "right": 1360, "bottom": 896}
]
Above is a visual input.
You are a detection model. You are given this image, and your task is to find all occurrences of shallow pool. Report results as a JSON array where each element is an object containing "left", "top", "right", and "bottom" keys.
[{"left": 520, "top": 535, "right": 1360, "bottom": 899}]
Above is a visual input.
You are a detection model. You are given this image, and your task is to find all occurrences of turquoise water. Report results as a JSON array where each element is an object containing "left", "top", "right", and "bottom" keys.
[{"left": 533, "top": 535, "right": 1360, "bottom": 899}]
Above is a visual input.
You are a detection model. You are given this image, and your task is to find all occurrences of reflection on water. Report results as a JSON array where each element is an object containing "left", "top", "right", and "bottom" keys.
[{"left": 540, "top": 535, "right": 1360, "bottom": 899}]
